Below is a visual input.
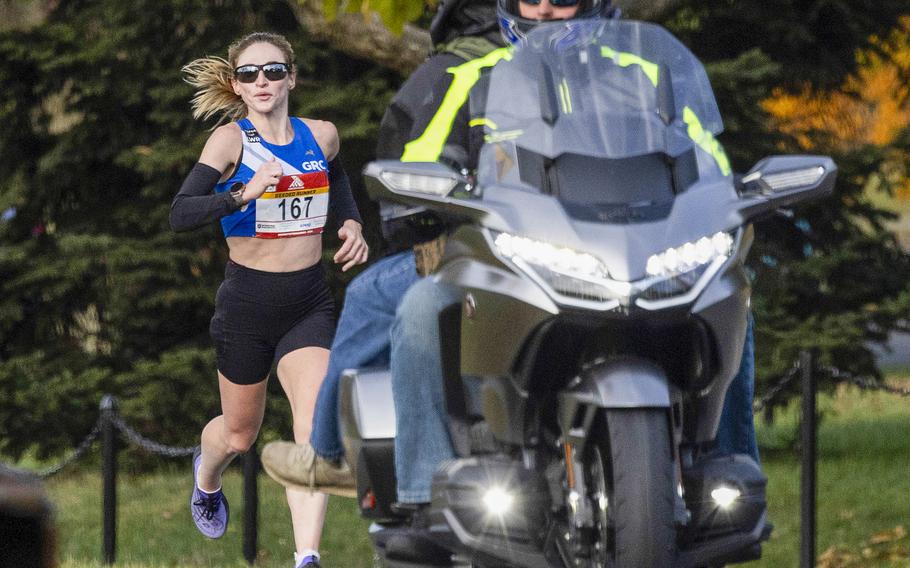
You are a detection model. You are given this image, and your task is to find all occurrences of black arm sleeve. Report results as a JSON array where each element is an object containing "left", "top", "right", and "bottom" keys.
[
  {"left": 328, "top": 154, "right": 363, "bottom": 226},
  {"left": 169, "top": 163, "right": 239, "bottom": 232}
]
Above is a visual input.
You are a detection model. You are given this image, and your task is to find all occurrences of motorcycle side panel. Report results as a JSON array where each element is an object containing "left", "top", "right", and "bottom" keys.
[
  {"left": 434, "top": 254, "right": 557, "bottom": 380},
  {"left": 480, "top": 375, "right": 530, "bottom": 446},
  {"left": 690, "top": 235, "right": 752, "bottom": 443},
  {"left": 339, "top": 368, "right": 396, "bottom": 441}
]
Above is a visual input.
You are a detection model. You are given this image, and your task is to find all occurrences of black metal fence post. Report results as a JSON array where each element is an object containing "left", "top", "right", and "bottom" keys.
[
  {"left": 100, "top": 395, "right": 118, "bottom": 565},
  {"left": 243, "top": 450, "right": 259, "bottom": 565},
  {"left": 799, "top": 351, "right": 817, "bottom": 568}
]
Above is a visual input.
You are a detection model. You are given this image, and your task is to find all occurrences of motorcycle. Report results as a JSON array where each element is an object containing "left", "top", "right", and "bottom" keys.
[{"left": 341, "top": 19, "right": 836, "bottom": 567}]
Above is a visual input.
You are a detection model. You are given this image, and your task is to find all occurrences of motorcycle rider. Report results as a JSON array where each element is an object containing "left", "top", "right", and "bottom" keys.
[
  {"left": 381, "top": 0, "right": 620, "bottom": 563},
  {"left": 260, "top": 0, "right": 508, "bottom": 495}
]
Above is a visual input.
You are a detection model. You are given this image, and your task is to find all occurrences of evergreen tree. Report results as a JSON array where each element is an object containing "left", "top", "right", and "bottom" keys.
[
  {"left": 0, "top": 0, "right": 396, "bottom": 458},
  {"left": 2, "top": 0, "right": 908, "bottom": 457},
  {"left": 655, "top": 2, "right": 910, "bottom": 403}
]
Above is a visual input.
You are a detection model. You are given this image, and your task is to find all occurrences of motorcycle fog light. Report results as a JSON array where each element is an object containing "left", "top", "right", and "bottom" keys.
[
  {"left": 711, "top": 486, "right": 741, "bottom": 509},
  {"left": 482, "top": 487, "right": 514, "bottom": 516},
  {"left": 567, "top": 490, "right": 581, "bottom": 513}
]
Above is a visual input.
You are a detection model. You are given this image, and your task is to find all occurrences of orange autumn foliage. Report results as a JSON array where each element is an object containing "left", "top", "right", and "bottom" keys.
[{"left": 762, "top": 16, "right": 910, "bottom": 199}]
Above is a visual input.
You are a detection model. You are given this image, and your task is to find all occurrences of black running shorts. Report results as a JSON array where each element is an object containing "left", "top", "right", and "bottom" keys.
[{"left": 210, "top": 260, "right": 336, "bottom": 385}]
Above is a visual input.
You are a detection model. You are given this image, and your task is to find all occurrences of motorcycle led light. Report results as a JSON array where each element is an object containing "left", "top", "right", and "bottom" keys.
[
  {"left": 646, "top": 232, "right": 734, "bottom": 278},
  {"left": 494, "top": 233, "right": 607, "bottom": 281},
  {"left": 493, "top": 232, "right": 622, "bottom": 306},
  {"left": 380, "top": 171, "right": 458, "bottom": 196},
  {"left": 741, "top": 166, "right": 825, "bottom": 193},
  {"left": 482, "top": 487, "right": 515, "bottom": 516},
  {"left": 710, "top": 486, "right": 741, "bottom": 509}
]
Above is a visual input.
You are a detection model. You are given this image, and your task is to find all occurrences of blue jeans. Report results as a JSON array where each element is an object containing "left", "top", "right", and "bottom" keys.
[
  {"left": 391, "top": 279, "right": 760, "bottom": 503},
  {"left": 310, "top": 251, "right": 420, "bottom": 459},
  {"left": 714, "top": 313, "right": 759, "bottom": 463},
  {"left": 391, "top": 278, "right": 460, "bottom": 503}
]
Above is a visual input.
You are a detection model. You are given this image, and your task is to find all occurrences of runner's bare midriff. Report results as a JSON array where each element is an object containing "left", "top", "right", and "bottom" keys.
[{"left": 227, "top": 234, "right": 322, "bottom": 272}]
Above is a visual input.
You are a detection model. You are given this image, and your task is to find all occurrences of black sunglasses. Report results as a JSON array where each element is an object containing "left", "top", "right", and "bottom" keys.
[
  {"left": 233, "top": 62, "right": 290, "bottom": 83},
  {"left": 519, "top": 0, "right": 581, "bottom": 6}
]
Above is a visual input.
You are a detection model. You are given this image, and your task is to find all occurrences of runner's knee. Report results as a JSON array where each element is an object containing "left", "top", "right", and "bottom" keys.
[{"left": 224, "top": 431, "right": 257, "bottom": 455}]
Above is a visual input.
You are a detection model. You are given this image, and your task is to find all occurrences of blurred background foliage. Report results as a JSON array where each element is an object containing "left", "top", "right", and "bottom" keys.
[{"left": 0, "top": 0, "right": 907, "bottom": 461}]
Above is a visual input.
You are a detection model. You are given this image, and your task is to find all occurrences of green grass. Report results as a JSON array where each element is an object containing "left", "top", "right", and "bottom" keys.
[
  {"left": 748, "top": 373, "right": 910, "bottom": 567},
  {"left": 35, "top": 371, "right": 910, "bottom": 567},
  {"left": 48, "top": 467, "right": 374, "bottom": 568}
]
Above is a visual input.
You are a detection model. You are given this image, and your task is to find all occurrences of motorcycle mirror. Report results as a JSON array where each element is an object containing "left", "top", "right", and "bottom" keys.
[
  {"left": 736, "top": 155, "right": 837, "bottom": 222},
  {"left": 364, "top": 160, "right": 466, "bottom": 198},
  {"left": 363, "top": 160, "right": 491, "bottom": 223}
]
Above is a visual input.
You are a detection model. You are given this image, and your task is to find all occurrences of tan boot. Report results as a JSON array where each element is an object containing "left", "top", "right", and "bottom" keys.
[{"left": 261, "top": 441, "right": 357, "bottom": 498}]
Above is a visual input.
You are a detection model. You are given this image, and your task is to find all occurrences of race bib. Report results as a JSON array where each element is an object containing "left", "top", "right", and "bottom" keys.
[{"left": 254, "top": 171, "right": 329, "bottom": 238}]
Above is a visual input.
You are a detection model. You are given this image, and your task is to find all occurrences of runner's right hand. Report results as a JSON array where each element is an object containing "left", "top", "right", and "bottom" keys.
[{"left": 245, "top": 157, "right": 283, "bottom": 201}]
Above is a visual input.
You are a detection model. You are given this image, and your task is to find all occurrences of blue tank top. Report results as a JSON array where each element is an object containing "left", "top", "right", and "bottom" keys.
[{"left": 215, "top": 117, "right": 331, "bottom": 238}]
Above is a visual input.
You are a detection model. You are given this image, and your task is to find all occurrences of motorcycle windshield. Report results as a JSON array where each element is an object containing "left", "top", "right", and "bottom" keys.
[{"left": 477, "top": 20, "right": 728, "bottom": 222}]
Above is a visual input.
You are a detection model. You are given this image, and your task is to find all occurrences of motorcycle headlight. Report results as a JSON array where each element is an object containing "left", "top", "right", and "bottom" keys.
[
  {"left": 645, "top": 232, "right": 734, "bottom": 278},
  {"left": 492, "top": 232, "right": 625, "bottom": 306},
  {"left": 637, "top": 232, "right": 735, "bottom": 307},
  {"left": 492, "top": 230, "right": 737, "bottom": 310}
]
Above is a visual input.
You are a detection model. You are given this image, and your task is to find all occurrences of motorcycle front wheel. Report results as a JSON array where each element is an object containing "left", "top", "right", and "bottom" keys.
[{"left": 585, "top": 408, "right": 676, "bottom": 567}]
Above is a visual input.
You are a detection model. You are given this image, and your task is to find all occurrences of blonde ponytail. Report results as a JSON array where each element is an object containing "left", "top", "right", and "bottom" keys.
[
  {"left": 182, "top": 56, "right": 246, "bottom": 124},
  {"left": 182, "top": 32, "right": 296, "bottom": 125}
]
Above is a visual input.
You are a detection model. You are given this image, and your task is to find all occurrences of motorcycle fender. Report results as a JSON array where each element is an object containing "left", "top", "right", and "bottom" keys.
[{"left": 563, "top": 357, "right": 671, "bottom": 412}]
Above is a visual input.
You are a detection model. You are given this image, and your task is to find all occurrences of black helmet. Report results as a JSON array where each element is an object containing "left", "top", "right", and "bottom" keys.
[
  {"left": 430, "top": 0, "right": 501, "bottom": 47},
  {"left": 497, "top": 0, "right": 615, "bottom": 46}
]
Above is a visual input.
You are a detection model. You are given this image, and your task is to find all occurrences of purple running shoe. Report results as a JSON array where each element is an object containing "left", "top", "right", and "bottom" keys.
[
  {"left": 295, "top": 554, "right": 321, "bottom": 568},
  {"left": 190, "top": 447, "right": 229, "bottom": 539}
]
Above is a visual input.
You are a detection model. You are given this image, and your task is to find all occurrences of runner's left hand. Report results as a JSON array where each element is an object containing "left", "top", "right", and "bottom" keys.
[{"left": 334, "top": 220, "right": 368, "bottom": 272}]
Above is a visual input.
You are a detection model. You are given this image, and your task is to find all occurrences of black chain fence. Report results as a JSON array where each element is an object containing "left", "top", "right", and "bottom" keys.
[
  {"left": 108, "top": 414, "right": 196, "bottom": 459},
  {"left": 754, "top": 361, "right": 910, "bottom": 413},
  {"left": 4, "top": 360, "right": 904, "bottom": 478},
  {"left": 2, "top": 419, "right": 102, "bottom": 480},
  {"left": 0, "top": 396, "right": 258, "bottom": 566},
  {"left": 1, "top": 406, "right": 195, "bottom": 480}
]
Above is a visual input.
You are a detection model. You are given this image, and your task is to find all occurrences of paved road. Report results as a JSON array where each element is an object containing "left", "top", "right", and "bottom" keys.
[{"left": 872, "top": 332, "right": 910, "bottom": 369}]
